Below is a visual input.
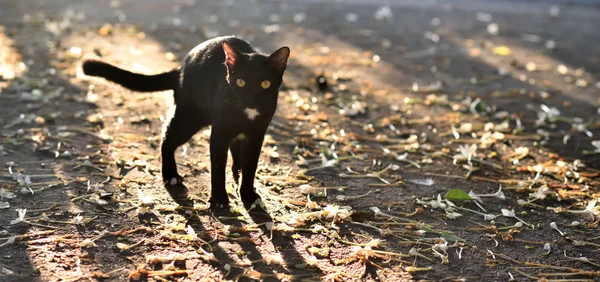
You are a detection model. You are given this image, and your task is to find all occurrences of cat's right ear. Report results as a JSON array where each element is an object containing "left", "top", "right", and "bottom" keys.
[
  {"left": 222, "top": 41, "right": 241, "bottom": 71},
  {"left": 267, "top": 47, "right": 290, "bottom": 73}
]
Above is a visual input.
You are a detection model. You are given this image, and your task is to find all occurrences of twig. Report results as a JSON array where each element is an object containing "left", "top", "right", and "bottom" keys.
[{"left": 511, "top": 268, "right": 538, "bottom": 280}]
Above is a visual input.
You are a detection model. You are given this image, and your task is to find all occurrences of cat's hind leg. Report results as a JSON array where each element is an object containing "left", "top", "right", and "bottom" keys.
[{"left": 161, "top": 106, "right": 206, "bottom": 186}]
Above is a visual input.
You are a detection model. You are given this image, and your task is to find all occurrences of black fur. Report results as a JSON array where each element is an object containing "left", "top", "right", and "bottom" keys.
[
  {"left": 82, "top": 36, "right": 290, "bottom": 208},
  {"left": 82, "top": 60, "right": 180, "bottom": 92}
]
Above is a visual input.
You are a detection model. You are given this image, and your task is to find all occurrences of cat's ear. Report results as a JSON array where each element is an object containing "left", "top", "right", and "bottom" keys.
[
  {"left": 222, "top": 41, "right": 241, "bottom": 71},
  {"left": 267, "top": 46, "right": 290, "bottom": 73}
]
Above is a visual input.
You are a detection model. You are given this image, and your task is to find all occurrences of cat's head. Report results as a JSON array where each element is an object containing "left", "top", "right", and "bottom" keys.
[{"left": 222, "top": 41, "right": 290, "bottom": 108}]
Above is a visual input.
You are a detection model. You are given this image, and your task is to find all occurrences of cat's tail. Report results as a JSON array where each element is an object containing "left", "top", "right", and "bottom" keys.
[{"left": 82, "top": 60, "right": 180, "bottom": 92}]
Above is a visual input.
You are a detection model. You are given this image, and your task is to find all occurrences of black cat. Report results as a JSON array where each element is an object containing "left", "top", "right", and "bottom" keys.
[{"left": 82, "top": 36, "right": 290, "bottom": 208}]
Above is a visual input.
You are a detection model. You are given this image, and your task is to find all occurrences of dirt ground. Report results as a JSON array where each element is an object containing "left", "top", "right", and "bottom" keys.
[{"left": 1, "top": 0, "right": 599, "bottom": 281}]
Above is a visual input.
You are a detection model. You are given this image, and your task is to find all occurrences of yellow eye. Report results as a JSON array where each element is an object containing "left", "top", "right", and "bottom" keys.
[
  {"left": 261, "top": 80, "right": 271, "bottom": 89},
  {"left": 236, "top": 78, "right": 246, "bottom": 87}
]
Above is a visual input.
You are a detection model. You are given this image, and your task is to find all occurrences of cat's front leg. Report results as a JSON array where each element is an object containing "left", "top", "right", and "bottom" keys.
[
  {"left": 209, "top": 128, "right": 231, "bottom": 209},
  {"left": 240, "top": 132, "right": 266, "bottom": 207},
  {"left": 230, "top": 141, "right": 243, "bottom": 185}
]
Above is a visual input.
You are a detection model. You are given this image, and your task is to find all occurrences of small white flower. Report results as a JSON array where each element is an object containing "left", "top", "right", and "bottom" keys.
[
  {"left": 374, "top": 5, "right": 393, "bottom": 21},
  {"left": 501, "top": 209, "right": 529, "bottom": 226},
  {"left": 574, "top": 123, "right": 593, "bottom": 137},
  {"left": 10, "top": 209, "right": 27, "bottom": 225},
  {"left": 591, "top": 140, "right": 600, "bottom": 153},
  {"left": 79, "top": 239, "right": 97, "bottom": 248},
  {"left": 22, "top": 175, "right": 31, "bottom": 186},
  {"left": 453, "top": 144, "right": 477, "bottom": 161},
  {"left": 501, "top": 209, "right": 515, "bottom": 218},
  {"left": 295, "top": 155, "right": 309, "bottom": 166},
  {"left": 321, "top": 205, "right": 352, "bottom": 221},
  {"left": 535, "top": 104, "right": 561, "bottom": 126},
  {"left": 408, "top": 248, "right": 421, "bottom": 257},
  {"left": 7, "top": 161, "right": 15, "bottom": 175},
  {"left": 5, "top": 236, "right": 15, "bottom": 244},
  {"left": 0, "top": 236, "right": 16, "bottom": 247},
  {"left": 517, "top": 199, "right": 528, "bottom": 207},
  {"left": 311, "top": 225, "right": 326, "bottom": 234},
  {"left": 186, "top": 225, "right": 197, "bottom": 238},
  {"left": 484, "top": 214, "right": 496, "bottom": 221},
  {"left": 532, "top": 171, "right": 543, "bottom": 183},
  {"left": 445, "top": 211, "right": 463, "bottom": 219},
  {"left": 543, "top": 243, "right": 551, "bottom": 254},
  {"left": 265, "top": 222, "right": 274, "bottom": 231},
  {"left": 432, "top": 240, "right": 449, "bottom": 264},
  {"left": 11, "top": 173, "right": 31, "bottom": 186},
  {"left": 530, "top": 185, "right": 552, "bottom": 200},
  {"left": 139, "top": 195, "right": 154, "bottom": 206},
  {"left": 254, "top": 198, "right": 266, "bottom": 209},
  {"left": 221, "top": 225, "right": 232, "bottom": 236},
  {"left": 550, "top": 222, "right": 564, "bottom": 236},
  {"left": 0, "top": 189, "right": 17, "bottom": 199},
  {"left": 265, "top": 222, "right": 274, "bottom": 239},
  {"left": 492, "top": 187, "right": 505, "bottom": 200},
  {"left": 468, "top": 191, "right": 482, "bottom": 202},
  {"left": 320, "top": 154, "right": 338, "bottom": 167},
  {"left": 470, "top": 185, "right": 506, "bottom": 201},
  {"left": 73, "top": 214, "right": 84, "bottom": 225},
  {"left": 20, "top": 187, "right": 33, "bottom": 195},
  {"left": 408, "top": 178, "right": 435, "bottom": 186},
  {"left": 437, "top": 194, "right": 447, "bottom": 209},
  {"left": 370, "top": 207, "right": 383, "bottom": 216},
  {"left": 576, "top": 257, "right": 591, "bottom": 263},
  {"left": 565, "top": 199, "right": 599, "bottom": 220}
]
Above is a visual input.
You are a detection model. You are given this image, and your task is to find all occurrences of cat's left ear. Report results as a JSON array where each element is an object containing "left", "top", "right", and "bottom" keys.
[
  {"left": 222, "top": 41, "right": 242, "bottom": 71},
  {"left": 267, "top": 46, "right": 290, "bottom": 73}
]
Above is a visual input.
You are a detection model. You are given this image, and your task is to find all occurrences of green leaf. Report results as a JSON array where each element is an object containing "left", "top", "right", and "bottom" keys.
[
  {"left": 444, "top": 189, "right": 473, "bottom": 201},
  {"left": 440, "top": 231, "right": 465, "bottom": 242}
]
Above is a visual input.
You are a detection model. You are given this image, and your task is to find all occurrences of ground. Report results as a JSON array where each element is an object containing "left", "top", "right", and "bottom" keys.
[{"left": 1, "top": 0, "right": 600, "bottom": 281}]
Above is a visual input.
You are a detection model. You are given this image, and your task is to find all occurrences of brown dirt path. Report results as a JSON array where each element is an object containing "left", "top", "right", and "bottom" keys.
[{"left": 1, "top": 1, "right": 599, "bottom": 281}]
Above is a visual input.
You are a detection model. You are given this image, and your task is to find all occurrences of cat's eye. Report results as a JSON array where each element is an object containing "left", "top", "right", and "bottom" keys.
[
  {"left": 261, "top": 80, "right": 271, "bottom": 89},
  {"left": 236, "top": 78, "right": 246, "bottom": 87}
]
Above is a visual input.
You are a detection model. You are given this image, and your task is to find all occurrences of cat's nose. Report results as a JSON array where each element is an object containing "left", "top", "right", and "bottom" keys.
[{"left": 244, "top": 99, "right": 257, "bottom": 108}]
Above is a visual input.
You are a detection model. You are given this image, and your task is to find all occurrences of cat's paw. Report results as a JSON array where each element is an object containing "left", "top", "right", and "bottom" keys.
[
  {"left": 241, "top": 191, "right": 261, "bottom": 208},
  {"left": 209, "top": 196, "right": 230, "bottom": 209},
  {"left": 163, "top": 175, "right": 184, "bottom": 186}
]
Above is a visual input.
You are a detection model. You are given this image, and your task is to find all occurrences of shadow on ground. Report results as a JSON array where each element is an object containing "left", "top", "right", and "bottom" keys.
[{"left": 0, "top": 2, "right": 122, "bottom": 281}]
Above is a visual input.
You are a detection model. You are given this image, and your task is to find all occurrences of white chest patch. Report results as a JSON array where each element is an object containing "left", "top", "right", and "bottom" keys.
[
  {"left": 235, "top": 133, "right": 246, "bottom": 140},
  {"left": 244, "top": 108, "right": 260, "bottom": 121}
]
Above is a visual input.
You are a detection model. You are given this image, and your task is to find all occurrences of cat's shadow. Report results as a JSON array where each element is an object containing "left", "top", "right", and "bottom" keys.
[
  {"left": 162, "top": 186, "right": 323, "bottom": 279},
  {"left": 246, "top": 204, "right": 273, "bottom": 224},
  {"left": 245, "top": 204, "right": 320, "bottom": 279},
  {"left": 164, "top": 183, "right": 195, "bottom": 207}
]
